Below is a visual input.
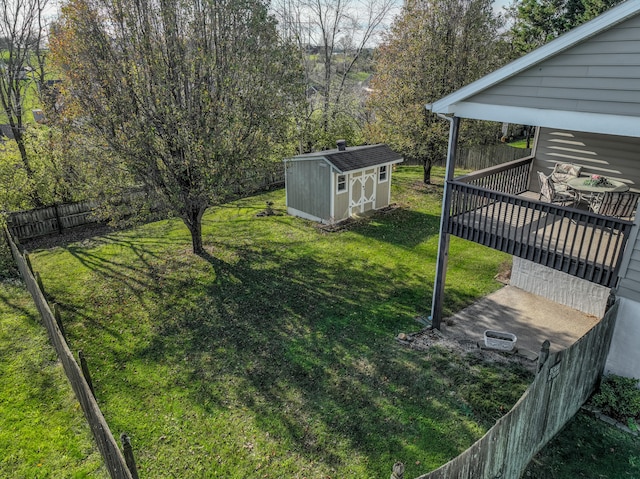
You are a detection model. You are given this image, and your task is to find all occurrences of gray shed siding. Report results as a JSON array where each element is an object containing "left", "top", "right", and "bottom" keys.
[
  {"left": 333, "top": 174, "right": 350, "bottom": 221},
  {"left": 375, "top": 168, "right": 391, "bottom": 209},
  {"left": 530, "top": 128, "right": 640, "bottom": 193},
  {"left": 285, "top": 159, "right": 331, "bottom": 221},
  {"left": 468, "top": 14, "right": 640, "bottom": 117}
]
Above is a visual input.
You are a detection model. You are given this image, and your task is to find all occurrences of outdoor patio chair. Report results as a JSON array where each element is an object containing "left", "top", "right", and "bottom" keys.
[
  {"left": 538, "top": 171, "right": 576, "bottom": 205},
  {"left": 550, "top": 162, "right": 582, "bottom": 185},
  {"left": 589, "top": 191, "right": 640, "bottom": 219}
]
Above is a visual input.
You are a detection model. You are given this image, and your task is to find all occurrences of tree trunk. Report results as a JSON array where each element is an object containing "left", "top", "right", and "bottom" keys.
[
  {"left": 13, "top": 128, "right": 44, "bottom": 207},
  {"left": 184, "top": 204, "right": 206, "bottom": 255},
  {"left": 423, "top": 160, "right": 432, "bottom": 185}
]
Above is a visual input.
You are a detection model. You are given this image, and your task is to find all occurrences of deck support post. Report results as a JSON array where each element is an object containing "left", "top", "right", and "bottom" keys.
[{"left": 430, "top": 115, "right": 460, "bottom": 329}]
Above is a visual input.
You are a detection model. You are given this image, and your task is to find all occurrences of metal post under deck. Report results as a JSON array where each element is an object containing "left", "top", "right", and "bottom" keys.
[{"left": 430, "top": 115, "right": 460, "bottom": 329}]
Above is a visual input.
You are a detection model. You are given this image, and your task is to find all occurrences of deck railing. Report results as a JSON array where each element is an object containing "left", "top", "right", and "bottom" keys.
[
  {"left": 455, "top": 155, "right": 533, "bottom": 195},
  {"left": 447, "top": 184, "right": 632, "bottom": 287},
  {"left": 447, "top": 158, "right": 633, "bottom": 288}
]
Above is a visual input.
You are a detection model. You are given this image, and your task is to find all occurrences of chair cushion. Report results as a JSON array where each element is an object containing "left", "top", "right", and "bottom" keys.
[{"left": 551, "top": 163, "right": 582, "bottom": 183}]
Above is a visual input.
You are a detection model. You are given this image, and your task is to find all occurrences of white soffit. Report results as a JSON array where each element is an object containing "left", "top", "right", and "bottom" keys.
[{"left": 452, "top": 102, "right": 640, "bottom": 138}]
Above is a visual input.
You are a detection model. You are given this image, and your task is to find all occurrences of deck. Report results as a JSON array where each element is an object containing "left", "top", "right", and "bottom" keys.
[{"left": 447, "top": 158, "right": 634, "bottom": 288}]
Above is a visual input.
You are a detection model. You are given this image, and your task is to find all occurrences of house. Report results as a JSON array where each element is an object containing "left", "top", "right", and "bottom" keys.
[
  {"left": 426, "top": 1, "right": 640, "bottom": 380},
  {"left": 283, "top": 141, "right": 403, "bottom": 224}
]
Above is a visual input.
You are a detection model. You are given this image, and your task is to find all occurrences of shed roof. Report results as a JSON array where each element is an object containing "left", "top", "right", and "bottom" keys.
[
  {"left": 426, "top": 1, "right": 640, "bottom": 138},
  {"left": 286, "top": 144, "right": 403, "bottom": 173}
]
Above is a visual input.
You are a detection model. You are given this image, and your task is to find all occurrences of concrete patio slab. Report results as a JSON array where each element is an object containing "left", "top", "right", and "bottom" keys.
[{"left": 441, "top": 285, "right": 601, "bottom": 358}]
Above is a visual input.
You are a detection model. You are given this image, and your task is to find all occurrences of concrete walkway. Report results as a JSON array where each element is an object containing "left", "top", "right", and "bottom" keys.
[{"left": 441, "top": 285, "right": 601, "bottom": 360}]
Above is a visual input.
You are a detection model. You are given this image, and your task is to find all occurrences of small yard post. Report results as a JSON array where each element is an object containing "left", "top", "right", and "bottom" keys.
[
  {"left": 431, "top": 115, "right": 460, "bottom": 329},
  {"left": 391, "top": 462, "right": 405, "bottom": 479},
  {"left": 78, "top": 350, "right": 95, "bottom": 398},
  {"left": 121, "top": 433, "right": 140, "bottom": 479}
]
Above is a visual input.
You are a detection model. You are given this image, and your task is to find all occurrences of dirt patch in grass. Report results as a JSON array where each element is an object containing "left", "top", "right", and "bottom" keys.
[{"left": 399, "top": 327, "right": 538, "bottom": 373}]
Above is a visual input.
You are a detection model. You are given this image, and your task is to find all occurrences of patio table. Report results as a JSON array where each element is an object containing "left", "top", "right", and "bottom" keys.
[{"left": 566, "top": 176, "right": 629, "bottom": 206}]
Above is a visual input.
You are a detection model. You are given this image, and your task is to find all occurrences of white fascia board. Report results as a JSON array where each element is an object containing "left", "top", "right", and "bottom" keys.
[
  {"left": 451, "top": 102, "right": 640, "bottom": 138},
  {"left": 285, "top": 155, "right": 340, "bottom": 173},
  {"left": 427, "top": 1, "right": 640, "bottom": 114},
  {"left": 284, "top": 155, "right": 326, "bottom": 163}
]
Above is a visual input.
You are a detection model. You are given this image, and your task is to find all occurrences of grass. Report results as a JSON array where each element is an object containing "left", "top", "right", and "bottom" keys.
[
  {"left": 523, "top": 411, "right": 640, "bottom": 478},
  {"left": 27, "top": 166, "right": 532, "bottom": 478},
  {"left": 0, "top": 280, "right": 107, "bottom": 478},
  {"left": 507, "top": 139, "right": 531, "bottom": 149}
]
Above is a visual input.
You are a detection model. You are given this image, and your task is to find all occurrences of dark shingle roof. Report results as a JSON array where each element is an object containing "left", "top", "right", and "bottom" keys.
[{"left": 287, "top": 144, "right": 403, "bottom": 173}]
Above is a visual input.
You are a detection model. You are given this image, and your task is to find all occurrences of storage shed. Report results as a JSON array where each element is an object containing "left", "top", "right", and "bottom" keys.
[{"left": 284, "top": 142, "right": 403, "bottom": 224}]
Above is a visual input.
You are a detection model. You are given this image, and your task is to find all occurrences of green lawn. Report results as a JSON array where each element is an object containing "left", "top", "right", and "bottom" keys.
[
  {"left": 523, "top": 411, "right": 640, "bottom": 478},
  {"left": 0, "top": 281, "right": 107, "bottom": 478},
  {"left": 27, "top": 166, "right": 531, "bottom": 478}
]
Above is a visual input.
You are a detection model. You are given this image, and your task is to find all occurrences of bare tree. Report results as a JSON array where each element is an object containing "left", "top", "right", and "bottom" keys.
[
  {"left": 273, "top": 0, "right": 395, "bottom": 150},
  {"left": 367, "top": 0, "right": 507, "bottom": 183},
  {"left": 0, "top": 0, "right": 49, "bottom": 206},
  {"left": 52, "top": 0, "right": 305, "bottom": 254}
]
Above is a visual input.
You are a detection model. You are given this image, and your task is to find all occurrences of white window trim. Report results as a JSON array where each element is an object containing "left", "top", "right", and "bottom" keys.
[
  {"left": 378, "top": 165, "right": 388, "bottom": 183},
  {"left": 336, "top": 173, "right": 348, "bottom": 194}
]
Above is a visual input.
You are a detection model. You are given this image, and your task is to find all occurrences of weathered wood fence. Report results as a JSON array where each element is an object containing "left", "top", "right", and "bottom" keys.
[
  {"left": 4, "top": 227, "right": 137, "bottom": 479},
  {"left": 403, "top": 145, "right": 532, "bottom": 171},
  {"left": 6, "top": 147, "right": 523, "bottom": 243},
  {"left": 5, "top": 164, "right": 286, "bottom": 242},
  {"left": 6, "top": 200, "right": 102, "bottom": 241},
  {"left": 412, "top": 301, "right": 617, "bottom": 479}
]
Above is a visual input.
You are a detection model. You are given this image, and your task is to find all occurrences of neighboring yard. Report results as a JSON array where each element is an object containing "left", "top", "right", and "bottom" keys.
[
  {"left": 0, "top": 281, "right": 106, "bottom": 478},
  {"left": 26, "top": 166, "right": 533, "bottom": 477},
  {"left": 524, "top": 411, "right": 640, "bottom": 478}
]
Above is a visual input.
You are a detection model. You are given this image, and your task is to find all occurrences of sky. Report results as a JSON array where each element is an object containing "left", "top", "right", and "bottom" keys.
[{"left": 494, "top": 0, "right": 511, "bottom": 13}]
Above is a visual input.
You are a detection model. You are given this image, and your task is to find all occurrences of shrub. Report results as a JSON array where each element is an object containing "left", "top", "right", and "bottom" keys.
[{"left": 591, "top": 375, "right": 640, "bottom": 423}]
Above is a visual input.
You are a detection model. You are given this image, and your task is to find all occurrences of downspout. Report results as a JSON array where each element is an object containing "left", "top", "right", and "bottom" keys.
[{"left": 428, "top": 109, "right": 460, "bottom": 330}]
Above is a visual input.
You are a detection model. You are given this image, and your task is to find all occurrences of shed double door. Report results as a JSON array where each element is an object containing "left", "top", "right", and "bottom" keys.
[{"left": 349, "top": 169, "right": 376, "bottom": 215}]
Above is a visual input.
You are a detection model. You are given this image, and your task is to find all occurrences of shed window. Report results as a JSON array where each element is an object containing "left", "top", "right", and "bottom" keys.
[
  {"left": 379, "top": 165, "right": 388, "bottom": 182},
  {"left": 337, "top": 174, "right": 347, "bottom": 193}
]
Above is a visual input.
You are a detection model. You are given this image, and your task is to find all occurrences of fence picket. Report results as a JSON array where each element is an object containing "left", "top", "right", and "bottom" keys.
[
  {"left": 4, "top": 226, "right": 134, "bottom": 479},
  {"left": 412, "top": 302, "right": 617, "bottom": 479}
]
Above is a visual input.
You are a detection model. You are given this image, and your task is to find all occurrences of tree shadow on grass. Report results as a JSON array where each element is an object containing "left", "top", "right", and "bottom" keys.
[
  {"left": 30, "top": 210, "right": 523, "bottom": 477},
  {"left": 126, "top": 241, "right": 490, "bottom": 476},
  {"left": 349, "top": 208, "right": 441, "bottom": 249}
]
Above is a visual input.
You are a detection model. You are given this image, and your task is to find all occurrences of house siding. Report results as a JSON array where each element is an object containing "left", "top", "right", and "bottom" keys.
[
  {"left": 530, "top": 128, "right": 640, "bottom": 193},
  {"left": 468, "top": 14, "right": 640, "bottom": 117},
  {"left": 605, "top": 297, "right": 640, "bottom": 379},
  {"left": 617, "top": 223, "right": 640, "bottom": 303},
  {"left": 285, "top": 159, "right": 331, "bottom": 221}
]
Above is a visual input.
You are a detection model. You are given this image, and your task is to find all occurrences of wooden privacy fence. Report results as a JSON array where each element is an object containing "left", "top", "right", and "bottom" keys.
[
  {"left": 7, "top": 199, "right": 101, "bottom": 241},
  {"left": 411, "top": 301, "right": 617, "bottom": 479},
  {"left": 5, "top": 164, "right": 286, "bottom": 242},
  {"left": 402, "top": 145, "right": 532, "bottom": 171},
  {"left": 4, "top": 227, "right": 137, "bottom": 479}
]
